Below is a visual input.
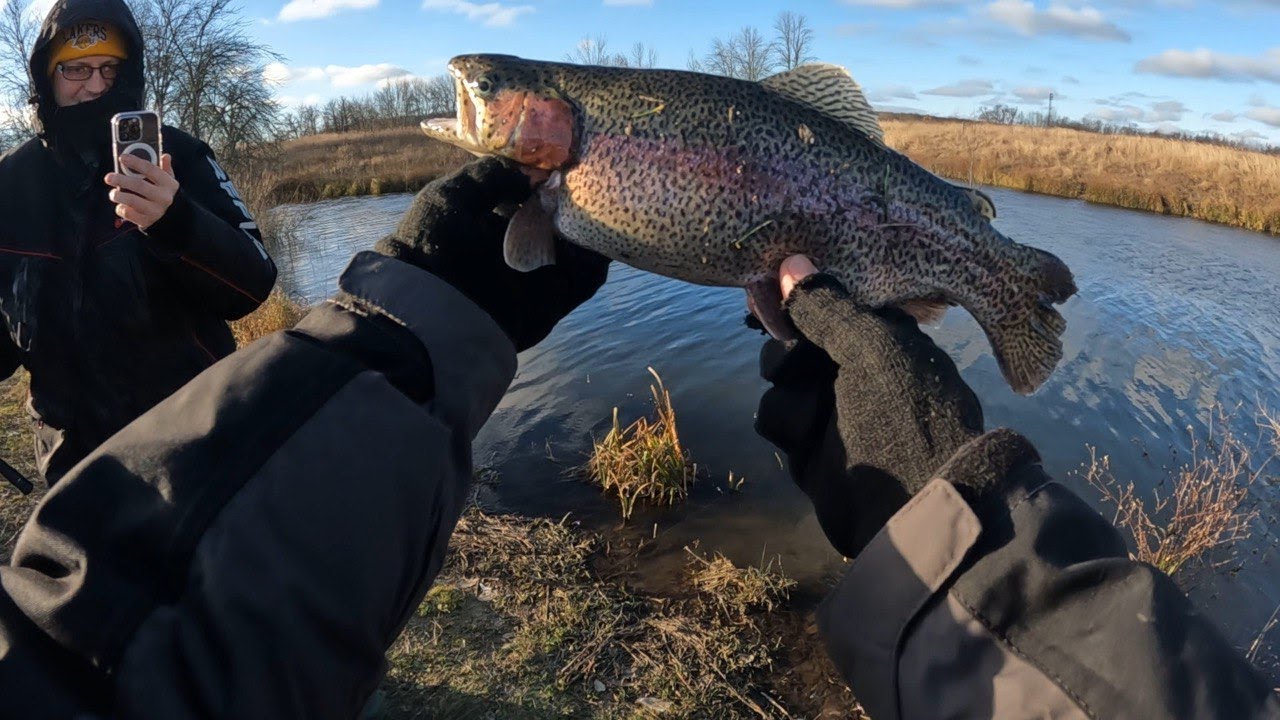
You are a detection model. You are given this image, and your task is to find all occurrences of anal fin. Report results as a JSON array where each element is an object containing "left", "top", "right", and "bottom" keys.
[{"left": 746, "top": 278, "right": 796, "bottom": 341}]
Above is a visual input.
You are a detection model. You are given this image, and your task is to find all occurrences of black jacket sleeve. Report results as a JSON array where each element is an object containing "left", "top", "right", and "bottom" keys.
[
  {"left": 143, "top": 135, "right": 277, "bottom": 320},
  {"left": 0, "top": 321, "right": 20, "bottom": 382},
  {"left": 0, "top": 252, "right": 516, "bottom": 719},
  {"left": 817, "top": 431, "right": 1279, "bottom": 720}
]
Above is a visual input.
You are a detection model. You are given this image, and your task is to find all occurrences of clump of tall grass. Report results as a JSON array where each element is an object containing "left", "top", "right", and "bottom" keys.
[
  {"left": 230, "top": 289, "right": 309, "bottom": 347},
  {"left": 686, "top": 549, "right": 796, "bottom": 620},
  {"left": 1084, "top": 414, "right": 1271, "bottom": 577},
  {"left": 583, "top": 368, "right": 694, "bottom": 520}
]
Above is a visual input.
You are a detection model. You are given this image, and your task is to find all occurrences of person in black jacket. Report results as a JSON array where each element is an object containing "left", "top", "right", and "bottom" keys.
[
  {"left": 0, "top": 0, "right": 277, "bottom": 484},
  {"left": 0, "top": 158, "right": 1273, "bottom": 719}
]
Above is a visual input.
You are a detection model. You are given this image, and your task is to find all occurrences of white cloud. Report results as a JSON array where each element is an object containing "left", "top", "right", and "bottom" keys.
[
  {"left": 921, "top": 79, "right": 995, "bottom": 97},
  {"left": 603, "top": 0, "right": 651, "bottom": 5},
  {"left": 957, "top": 55, "right": 982, "bottom": 66},
  {"left": 1245, "top": 106, "right": 1280, "bottom": 127},
  {"left": 1012, "top": 85, "right": 1055, "bottom": 102},
  {"left": 325, "top": 63, "right": 412, "bottom": 87},
  {"left": 421, "top": 0, "right": 533, "bottom": 26},
  {"left": 1089, "top": 98, "right": 1189, "bottom": 124},
  {"left": 277, "top": 93, "right": 325, "bottom": 107},
  {"left": 1210, "top": 110, "right": 1239, "bottom": 122},
  {"left": 984, "top": 0, "right": 1130, "bottom": 41},
  {"left": 263, "top": 62, "right": 418, "bottom": 90},
  {"left": 1136, "top": 48, "right": 1280, "bottom": 83},
  {"left": 1250, "top": 93, "right": 1268, "bottom": 106},
  {"left": 870, "top": 84, "right": 918, "bottom": 101},
  {"left": 278, "top": 0, "right": 378, "bottom": 22},
  {"left": 1148, "top": 100, "right": 1188, "bottom": 121},
  {"left": 1090, "top": 106, "right": 1144, "bottom": 122},
  {"left": 1062, "top": 75, "right": 1080, "bottom": 84},
  {"left": 263, "top": 62, "right": 326, "bottom": 86}
]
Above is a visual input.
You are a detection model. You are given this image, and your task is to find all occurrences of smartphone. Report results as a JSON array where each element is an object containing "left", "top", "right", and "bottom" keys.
[{"left": 111, "top": 110, "right": 162, "bottom": 176}]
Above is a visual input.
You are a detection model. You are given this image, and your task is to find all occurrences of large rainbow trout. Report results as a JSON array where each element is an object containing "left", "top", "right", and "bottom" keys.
[{"left": 422, "top": 55, "right": 1076, "bottom": 394}]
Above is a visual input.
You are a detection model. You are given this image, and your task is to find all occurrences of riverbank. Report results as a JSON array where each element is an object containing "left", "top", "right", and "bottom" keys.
[
  {"left": 883, "top": 117, "right": 1280, "bottom": 235},
  {"left": 262, "top": 119, "right": 1280, "bottom": 235}
]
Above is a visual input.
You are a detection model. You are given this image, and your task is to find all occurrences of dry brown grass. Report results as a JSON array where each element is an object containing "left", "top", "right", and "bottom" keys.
[
  {"left": 260, "top": 126, "right": 472, "bottom": 205},
  {"left": 0, "top": 372, "right": 39, "bottom": 563},
  {"left": 583, "top": 368, "right": 694, "bottom": 520},
  {"left": 883, "top": 117, "right": 1280, "bottom": 234},
  {"left": 384, "top": 507, "right": 861, "bottom": 719},
  {"left": 230, "top": 288, "right": 309, "bottom": 348},
  {"left": 1084, "top": 415, "right": 1271, "bottom": 577},
  {"left": 687, "top": 548, "right": 797, "bottom": 621}
]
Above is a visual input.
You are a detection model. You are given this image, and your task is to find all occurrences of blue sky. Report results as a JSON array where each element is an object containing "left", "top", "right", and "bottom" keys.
[{"left": 245, "top": 0, "right": 1280, "bottom": 146}]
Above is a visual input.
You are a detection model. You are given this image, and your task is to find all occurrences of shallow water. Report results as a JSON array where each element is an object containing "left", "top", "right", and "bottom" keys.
[{"left": 271, "top": 187, "right": 1280, "bottom": 669}]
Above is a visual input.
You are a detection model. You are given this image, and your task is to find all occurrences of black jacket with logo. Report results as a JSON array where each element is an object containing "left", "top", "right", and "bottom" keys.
[{"left": 0, "top": 0, "right": 277, "bottom": 481}]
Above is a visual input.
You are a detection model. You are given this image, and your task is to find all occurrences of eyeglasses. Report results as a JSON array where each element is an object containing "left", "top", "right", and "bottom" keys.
[{"left": 56, "top": 63, "right": 121, "bottom": 81}]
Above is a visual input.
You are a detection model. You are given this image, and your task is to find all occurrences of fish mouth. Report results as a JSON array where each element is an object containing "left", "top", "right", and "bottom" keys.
[{"left": 420, "top": 67, "right": 484, "bottom": 150}]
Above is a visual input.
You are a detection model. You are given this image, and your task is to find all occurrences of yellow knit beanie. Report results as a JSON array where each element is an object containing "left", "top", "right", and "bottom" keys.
[{"left": 47, "top": 21, "right": 128, "bottom": 76}]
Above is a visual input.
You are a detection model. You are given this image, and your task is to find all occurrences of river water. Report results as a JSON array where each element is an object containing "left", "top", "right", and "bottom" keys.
[{"left": 270, "top": 187, "right": 1280, "bottom": 671}]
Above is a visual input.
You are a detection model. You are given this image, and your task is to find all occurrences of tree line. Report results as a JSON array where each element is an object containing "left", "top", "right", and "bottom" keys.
[{"left": 975, "top": 102, "right": 1279, "bottom": 156}]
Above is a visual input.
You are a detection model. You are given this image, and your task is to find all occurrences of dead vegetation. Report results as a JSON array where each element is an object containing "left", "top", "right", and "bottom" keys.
[
  {"left": 582, "top": 368, "right": 695, "bottom": 520},
  {"left": 257, "top": 126, "right": 472, "bottom": 205},
  {"left": 1084, "top": 414, "right": 1273, "bottom": 577},
  {"left": 384, "top": 508, "right": 861, "bottom": 719},
  {"left": 0, "top": 372, "right": 38, "bottom": 563},
  {"left": 883, "top": 117, "right": 1280, "bottom": 234},
  {"left": 230, "top": 288, "right": 309, "bottom": 348},
  {"left": 687, "top": 548, "right": 797, "bottom": 621}
]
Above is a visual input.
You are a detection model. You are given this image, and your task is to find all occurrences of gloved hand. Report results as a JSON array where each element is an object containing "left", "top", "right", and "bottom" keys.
[
  {"left": 374, "top": 157, "right": 609, "bottom": 351},
  {"left": 755, "top": 257, "right": 993, "bottom": 558}
]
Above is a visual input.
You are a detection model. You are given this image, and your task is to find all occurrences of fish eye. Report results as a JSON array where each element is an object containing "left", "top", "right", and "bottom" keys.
[{"left": 475, "top": 77, "right": 493, "bottom": 95}]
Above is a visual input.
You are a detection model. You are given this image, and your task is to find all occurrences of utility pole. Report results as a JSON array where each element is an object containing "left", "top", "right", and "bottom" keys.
[{"left": 1047, "top": 92, "right": 1055, "bottom": 127}]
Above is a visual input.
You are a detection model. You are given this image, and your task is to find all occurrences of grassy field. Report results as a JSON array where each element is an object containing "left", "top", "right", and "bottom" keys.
[
  {"left": 260, "top": 126, "right": 473, "bottom": 205},
  {"left": 262, "top": 118, "right": 1280, "bottom": 235},
  {"left": 884, "top": 117, "right": 1280, "bottom": 234}
]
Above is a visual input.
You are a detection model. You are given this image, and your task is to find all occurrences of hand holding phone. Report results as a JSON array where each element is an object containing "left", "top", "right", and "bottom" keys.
[{"left": 105, "top": 110, "right": 179, "bottom": 230}]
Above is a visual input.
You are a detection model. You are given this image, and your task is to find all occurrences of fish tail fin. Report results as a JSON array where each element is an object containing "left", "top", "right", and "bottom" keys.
[{"left": 983, "top": 246, "right": 1077, "bottom": 394}]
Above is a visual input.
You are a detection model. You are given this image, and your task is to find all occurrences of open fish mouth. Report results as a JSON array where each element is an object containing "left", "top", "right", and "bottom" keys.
[{"left": 420, "top": 69, "right": 482, "bottom": 150}]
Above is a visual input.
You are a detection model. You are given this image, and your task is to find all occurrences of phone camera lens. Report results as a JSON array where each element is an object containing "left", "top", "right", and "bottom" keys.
[{"left": 119, "top": 117, "right": 141, "bottom": 142}]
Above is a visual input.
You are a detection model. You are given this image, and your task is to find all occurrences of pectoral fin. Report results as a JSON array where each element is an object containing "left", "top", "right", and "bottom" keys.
[
  {"left": 746, "top": 278, "right": 797, "bottom": 341},
  {"left": 503, "top": 200, "right": 557, "bottom": 272}
]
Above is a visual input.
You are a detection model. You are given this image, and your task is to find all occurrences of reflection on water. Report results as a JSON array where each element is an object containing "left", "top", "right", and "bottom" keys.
[{"left": 271, "top": 187, "right": 1280, "bottom": 666}]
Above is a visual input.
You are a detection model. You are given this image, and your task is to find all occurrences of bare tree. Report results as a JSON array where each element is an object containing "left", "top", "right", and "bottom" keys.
[
  {"left": 0, "top": 0, "right": 38, "bottom": 146},
  {"left": 696, "top": 26, "right": 776, "bottom": 80},
  {"left": 625, "top": 42, "right": 658, "bottom": 69},
  {"left": 133, "top": 0, "right": 281, "bottom": 160},
  {"left": 772, "top": 11, "right": 814, "bottom": 71},
  {"left": 566, "top": 35, "right": 626, "bottom": 67}
]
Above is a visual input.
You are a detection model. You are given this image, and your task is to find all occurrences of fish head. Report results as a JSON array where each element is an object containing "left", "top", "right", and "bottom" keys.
[{"left": 421, "top": 55, "right": 577, "bottom": 171}]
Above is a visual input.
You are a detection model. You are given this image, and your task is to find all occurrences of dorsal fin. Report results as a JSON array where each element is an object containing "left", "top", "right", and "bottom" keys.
[{"left": 760, "top": 63, "right": 884, "bottom": 145}]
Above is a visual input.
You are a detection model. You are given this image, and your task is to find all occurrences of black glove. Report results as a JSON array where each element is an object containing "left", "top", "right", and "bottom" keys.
[
  {"left": 756, "top": 274, "right": 994, "bottom": 558},
  {"left": 374, "top": 157, "right": 609, "bottom": 351}
]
